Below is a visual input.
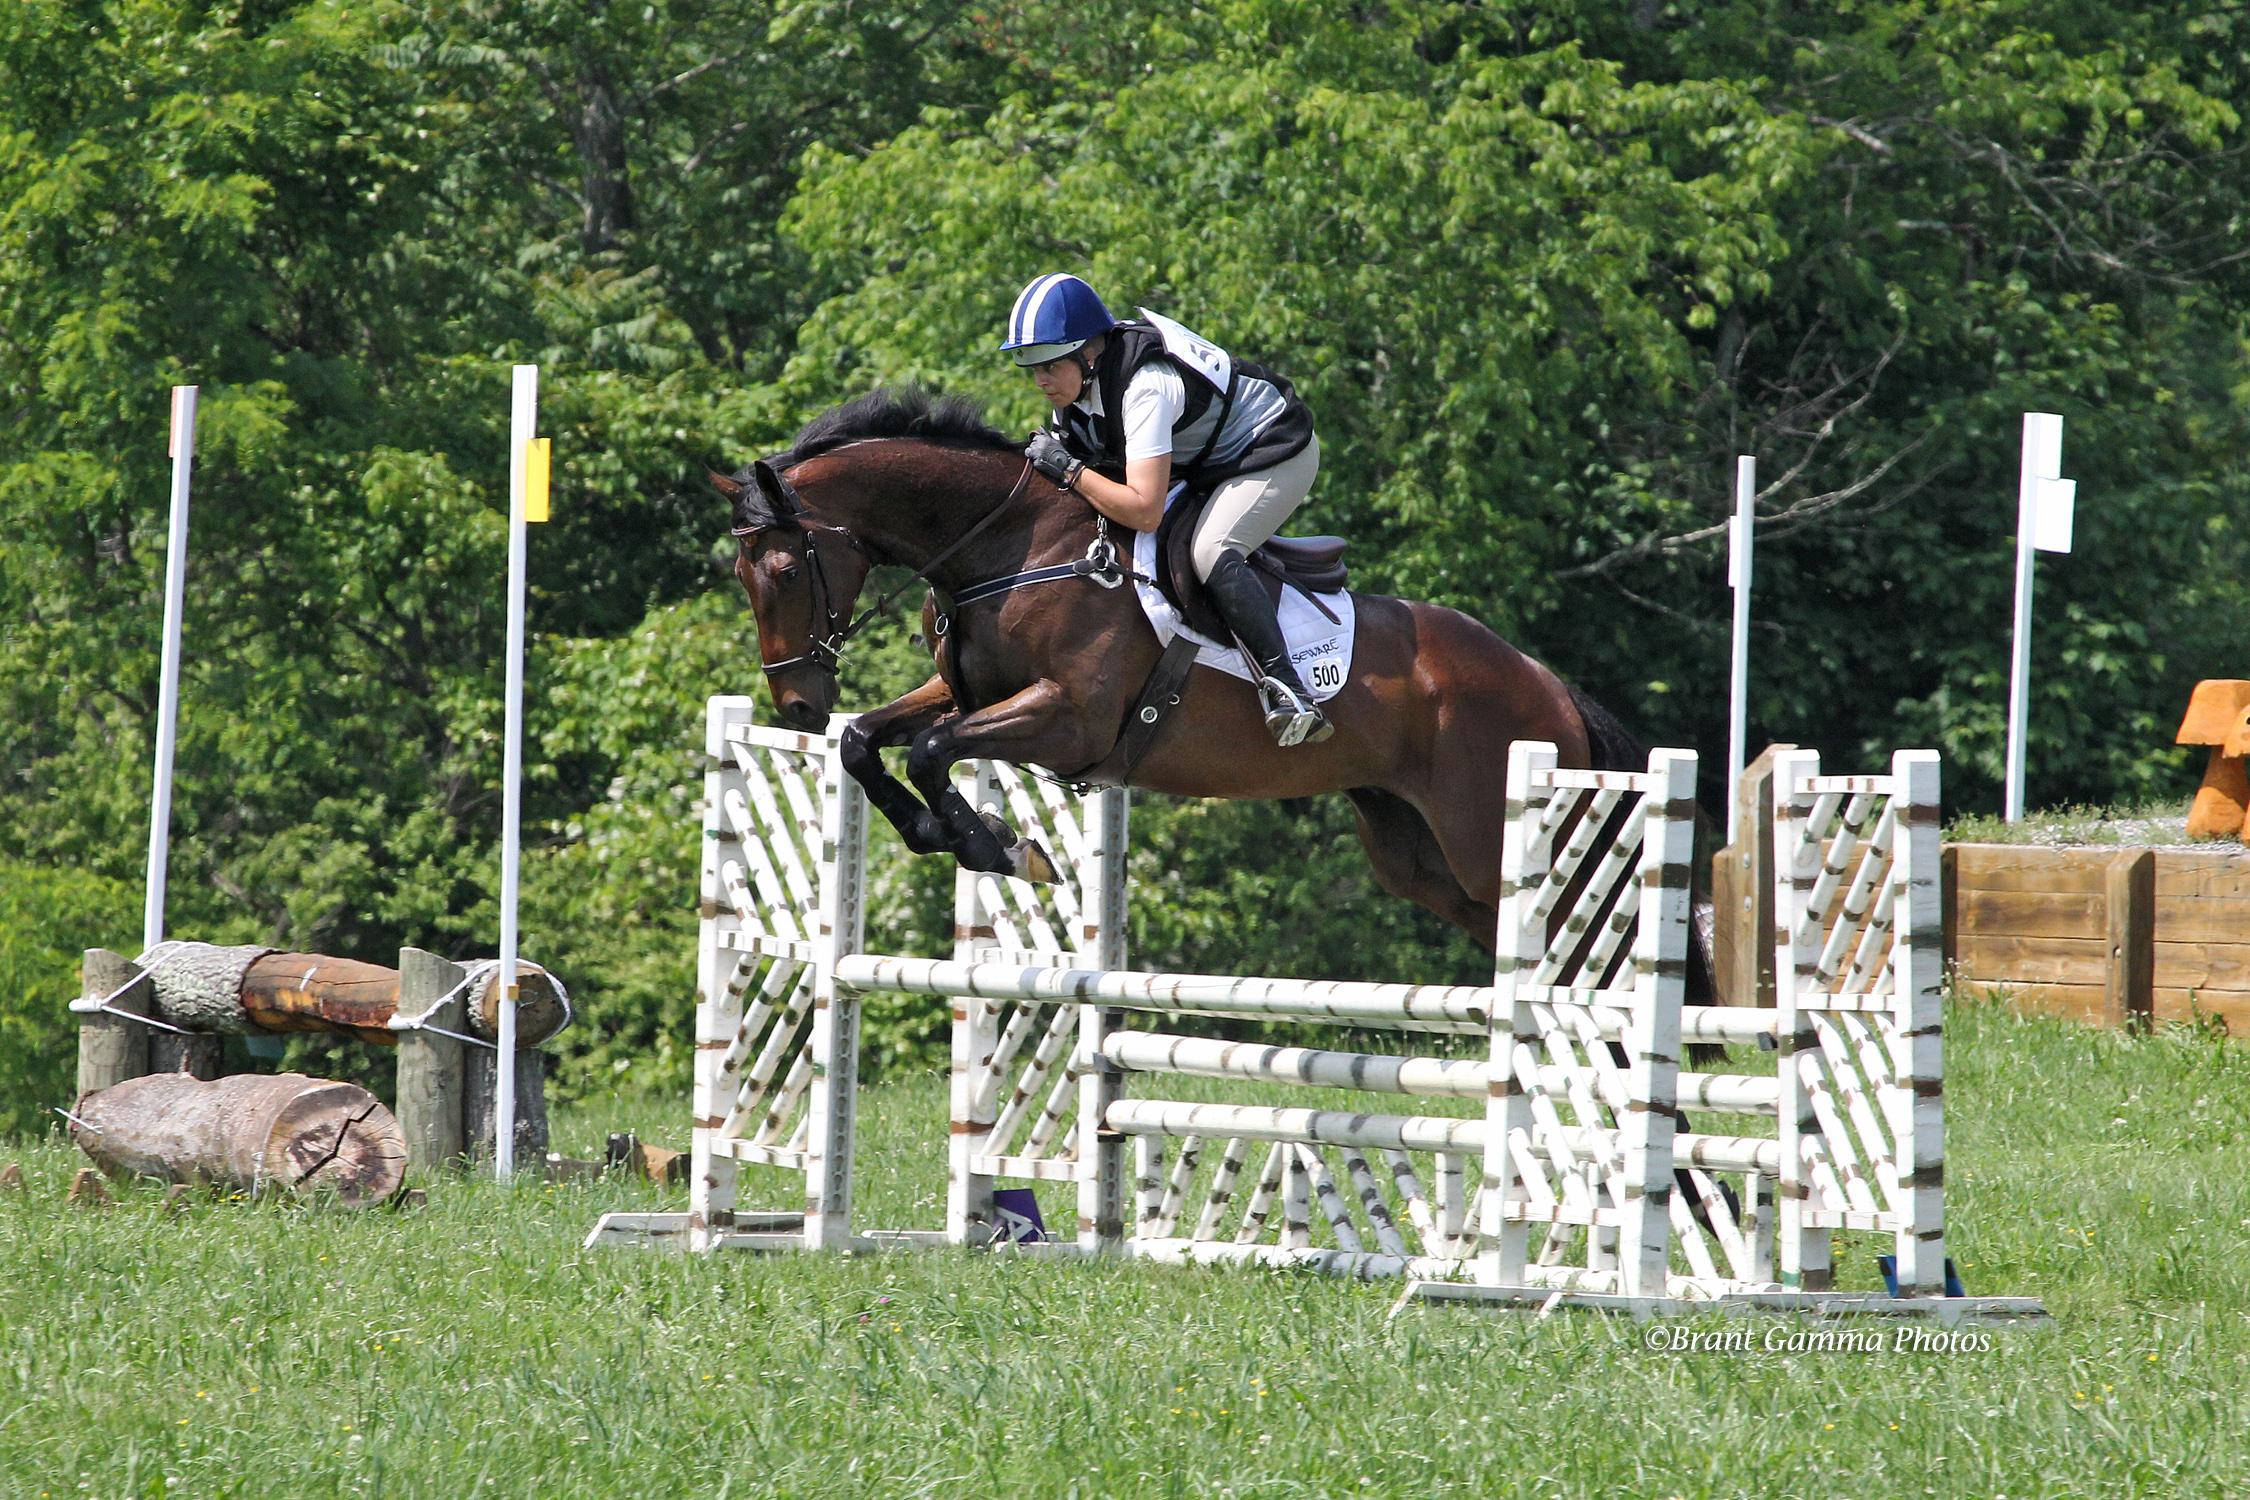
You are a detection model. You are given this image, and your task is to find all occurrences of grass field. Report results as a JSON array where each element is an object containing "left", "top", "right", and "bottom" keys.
[{"left": 5, "top": 995, "right": 2249, "bottom": 1498}]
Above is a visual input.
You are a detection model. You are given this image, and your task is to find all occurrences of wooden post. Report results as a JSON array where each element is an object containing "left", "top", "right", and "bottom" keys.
[
  {"left": 1711, "top": 744, "right": 1792, "bottom": 1007},
  {"left": 2104, "top": 850, "right": 2156, "bottom": 1032},
  {"left": 73, "top": 949, "right": 151, "bottom": 1100},
  {"left": 395, "top": 947, "right": 468, "bottom": 1173},
  {"left": 466, "top": 1048, "right": 549, "bottom": 1165},
  {"left": 1940, "top": 845, "right": 1959, "bottom": 975}
]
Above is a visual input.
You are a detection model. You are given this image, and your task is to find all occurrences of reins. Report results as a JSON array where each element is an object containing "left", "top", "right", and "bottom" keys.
[{"left": 945, "top": 512, "right": 1147, "bottom": 610}]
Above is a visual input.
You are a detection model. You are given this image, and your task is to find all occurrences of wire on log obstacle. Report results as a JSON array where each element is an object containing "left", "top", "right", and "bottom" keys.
[
  {"left": 587, "top": 695, "right": 2045, "bottom": 1321},
  {"left": 71, "top": 944, "right": 570, "bottom": 1175}
]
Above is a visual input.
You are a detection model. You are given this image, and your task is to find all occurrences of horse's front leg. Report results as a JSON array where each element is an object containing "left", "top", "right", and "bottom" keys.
[
  {"left": 837, "top": 674, "right": 957, "bottom": 855},
  {"left": 904, "top": 679, "right": 1107, "bottom": 883}
]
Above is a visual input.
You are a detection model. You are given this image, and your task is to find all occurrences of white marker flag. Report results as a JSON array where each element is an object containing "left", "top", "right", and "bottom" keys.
[{"left": 2019, "top": 411, "right": 2076, "bottom": 553}]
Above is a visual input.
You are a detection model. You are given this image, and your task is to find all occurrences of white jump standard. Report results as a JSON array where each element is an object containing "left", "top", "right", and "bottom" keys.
[{"left": 588, "top": 697, "right": 2043, "bottom": 1321}]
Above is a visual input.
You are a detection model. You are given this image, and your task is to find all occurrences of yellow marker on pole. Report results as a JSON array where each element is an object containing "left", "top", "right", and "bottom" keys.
[{"left": 524, "top": 438, "right": 552, "bottom": 522}]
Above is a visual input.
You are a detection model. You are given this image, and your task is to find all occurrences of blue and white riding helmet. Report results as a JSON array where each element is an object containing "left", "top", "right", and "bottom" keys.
[{"left": 1000, "top": 273, "right": 1116, "bottom": 366}]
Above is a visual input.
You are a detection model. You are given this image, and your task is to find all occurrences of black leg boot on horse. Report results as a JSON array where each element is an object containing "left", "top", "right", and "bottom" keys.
[{"left": 1204, "top": 549, "right": 1333, "bottom": 748}]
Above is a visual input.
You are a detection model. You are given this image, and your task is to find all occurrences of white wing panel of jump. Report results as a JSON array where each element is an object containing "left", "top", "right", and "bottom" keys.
[
  {"left": 949, "top": 761, "right": 1129, "bottom": 1243},
  {"left": 590, "top": 698, "right": 870, "bottom": 1253}
]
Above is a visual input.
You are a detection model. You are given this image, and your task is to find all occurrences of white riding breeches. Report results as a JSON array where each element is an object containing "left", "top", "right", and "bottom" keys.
[{"left": 1188, "top": 434, "right": 1322, "bottom": 580}]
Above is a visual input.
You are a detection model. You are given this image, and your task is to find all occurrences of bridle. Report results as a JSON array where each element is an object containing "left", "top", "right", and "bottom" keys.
[{"left": 732, "top": 456, "right": 1037, "bottom": 680}]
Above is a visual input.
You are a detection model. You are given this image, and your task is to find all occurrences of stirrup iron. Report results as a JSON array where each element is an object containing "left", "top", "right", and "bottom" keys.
[{"left": 1258, "top": 675, "right": 1333, "bottom": 748}]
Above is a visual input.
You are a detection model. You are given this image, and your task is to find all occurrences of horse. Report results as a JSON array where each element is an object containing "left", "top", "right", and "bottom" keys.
[{"left": 715, "top": 388, "right": 1706, "bottom": 976}]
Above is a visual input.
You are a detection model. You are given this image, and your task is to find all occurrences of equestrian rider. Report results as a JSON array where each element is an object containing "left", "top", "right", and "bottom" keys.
[{"left": 1002, "top": 273, "right": 1331, "bottom": 748}]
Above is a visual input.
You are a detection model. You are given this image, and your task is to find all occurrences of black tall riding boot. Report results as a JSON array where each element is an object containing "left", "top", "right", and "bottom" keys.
[{"left": 1204, "top": 549, "right": 1332, "bottom": 747}]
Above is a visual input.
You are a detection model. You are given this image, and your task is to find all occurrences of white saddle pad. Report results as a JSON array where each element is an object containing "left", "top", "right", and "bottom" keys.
[{"left": 1129, "top": 528, "right": 1356, "bottom": 702}]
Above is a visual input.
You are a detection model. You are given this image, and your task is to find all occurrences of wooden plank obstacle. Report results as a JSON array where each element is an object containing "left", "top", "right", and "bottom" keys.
[
  {"left": 72, "top": 943, "right": 569, "bottom": 1175},
  {"left": 1943, "top": 844, "right": 2250, "bottom": 1034},
  {"left": 588, "top": 696, "right": 2043, "bottom": 1319}
]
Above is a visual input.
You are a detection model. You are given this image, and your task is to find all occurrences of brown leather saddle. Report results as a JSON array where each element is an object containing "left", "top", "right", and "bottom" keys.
[{"left": 1151, "top": 484, "right": 1350, "bottom": 643}]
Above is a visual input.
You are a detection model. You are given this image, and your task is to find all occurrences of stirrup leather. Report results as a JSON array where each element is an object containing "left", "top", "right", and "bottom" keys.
[{"left": 1257, "top": 675, "right": 1333, "bottom": 748}]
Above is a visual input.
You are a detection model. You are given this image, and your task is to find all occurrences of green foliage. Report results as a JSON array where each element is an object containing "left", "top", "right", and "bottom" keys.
[{"left": 0, "top": 860, "right": 135, "bottom": 1137}]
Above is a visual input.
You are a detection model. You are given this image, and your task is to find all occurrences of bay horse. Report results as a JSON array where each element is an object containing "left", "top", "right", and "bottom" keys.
[{"left": 715, "top": 389, "right": 1699, "bottom": 971}]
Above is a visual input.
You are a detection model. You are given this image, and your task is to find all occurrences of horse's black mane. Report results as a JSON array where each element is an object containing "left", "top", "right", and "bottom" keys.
[{"left": 783, "top": 386, "right": 1014, "bottom": 465}]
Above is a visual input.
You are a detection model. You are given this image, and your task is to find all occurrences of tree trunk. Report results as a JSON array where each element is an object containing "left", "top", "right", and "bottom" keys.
[
  {"left": 571, "top": 67, "right": 635, "bottom": 253},
  {"left": 70, "top": 1072, "right": 407, "bottom": 1206}
]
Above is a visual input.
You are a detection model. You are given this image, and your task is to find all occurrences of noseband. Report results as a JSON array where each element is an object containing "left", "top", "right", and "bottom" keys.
[{"left": 734, "top": 457, "right": 1037, "bottom": 680}]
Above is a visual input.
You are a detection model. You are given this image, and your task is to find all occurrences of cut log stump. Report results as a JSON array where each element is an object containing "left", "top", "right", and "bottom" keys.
[{"left": 71, "top": 1072, "right": 407, "bottom": 1206}]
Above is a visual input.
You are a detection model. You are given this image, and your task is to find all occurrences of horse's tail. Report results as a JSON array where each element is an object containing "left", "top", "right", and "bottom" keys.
[
  {"left": 1567, "top": 680, "right": 1725, "bottom": 1012},
  {"left": 1567, "top": 680, "right": 1737, "bottom": 1230},
  {"left": 1567, "top": 681, "right": 1647, "bottom": 775}
]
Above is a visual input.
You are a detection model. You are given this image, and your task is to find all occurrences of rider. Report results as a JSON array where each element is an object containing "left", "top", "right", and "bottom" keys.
[{"left": 1001, "top": 273, "right": 1331, "bottom": 747}]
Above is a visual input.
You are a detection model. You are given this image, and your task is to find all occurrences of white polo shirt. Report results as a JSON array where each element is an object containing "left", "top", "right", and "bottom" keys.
[{"left": 1072, "top": 362, "right": 1289, "bottom": 469}]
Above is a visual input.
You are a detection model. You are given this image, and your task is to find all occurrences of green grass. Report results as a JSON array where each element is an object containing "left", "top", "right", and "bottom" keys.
[{"left": 5, "top": 997, "right": 2249, "bottom": 1498}]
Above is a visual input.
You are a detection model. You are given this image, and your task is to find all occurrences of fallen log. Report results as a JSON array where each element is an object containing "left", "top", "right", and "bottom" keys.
[
  {"left": 71, "top": 1072, "right": 407, "bottom": 1206},
  {"left": 145, "top": 943, "right": 568, "bottom": 1047}
]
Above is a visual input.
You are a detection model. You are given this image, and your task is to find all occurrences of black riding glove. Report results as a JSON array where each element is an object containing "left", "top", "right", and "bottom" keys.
[{"left": 1024, "top": 431, "right": 1085, "bottom": 491}]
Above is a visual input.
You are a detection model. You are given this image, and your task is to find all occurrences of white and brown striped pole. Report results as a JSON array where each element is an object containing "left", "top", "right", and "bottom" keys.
[
  {"left": 1481, "top": 738, "right": 1558, "bottom": 1289},
  {"left": 1889, "top": 749, "right": 1947, "bottom": 1293},
  {"left": 1770, "top": 748, "right": 1831, "bottom": 1289}
]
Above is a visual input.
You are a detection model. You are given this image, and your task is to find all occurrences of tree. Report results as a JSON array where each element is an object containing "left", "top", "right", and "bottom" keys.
[{"left": 777, "top": 0, "right": 2250, "bottom": 810}]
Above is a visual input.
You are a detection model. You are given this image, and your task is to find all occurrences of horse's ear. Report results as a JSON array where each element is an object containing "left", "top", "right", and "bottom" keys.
[
  {"left": 709, "top": 469, "right": 744, "bottom": 501},
  {"left": 751, "top": 459, "right": 802, "bottom": 519}
]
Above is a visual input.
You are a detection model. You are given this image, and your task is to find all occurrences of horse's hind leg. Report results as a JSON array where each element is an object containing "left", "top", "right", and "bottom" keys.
[{"left": 1345, "top": 788, "right": 1498, "bottom": 952}]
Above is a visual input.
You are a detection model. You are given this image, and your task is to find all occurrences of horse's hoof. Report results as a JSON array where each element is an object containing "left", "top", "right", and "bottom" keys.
[
  {"left": 1011, "top": 838, "right": 1059, "bottom": 884},
  {"left": 977, "top": 808, "right": 1059, "bottom": 884}
]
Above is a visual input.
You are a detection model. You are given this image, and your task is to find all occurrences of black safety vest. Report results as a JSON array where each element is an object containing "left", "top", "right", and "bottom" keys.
[{"left": 1050, "top": 322, "right": 1314, "bottom": 487}]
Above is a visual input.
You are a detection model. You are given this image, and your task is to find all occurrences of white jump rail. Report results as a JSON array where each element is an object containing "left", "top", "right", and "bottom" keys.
[{"left": 588, "top": 697, "right": 2044, "bottom": 1322}]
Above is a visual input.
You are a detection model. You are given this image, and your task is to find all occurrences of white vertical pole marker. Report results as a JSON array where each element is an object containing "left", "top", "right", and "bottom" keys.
[
  {"left": 496, "top": 364, "right": 537, "bottom": 1181},
  {"left": 145, "top": 386, "right": 198, "bottom": 955},
  {"left": 1725, "top": 454, "right": 1755, "bottom": 845},
  {"left": 2005, "top": 413, "right": 2072, "bottom": 823}
]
